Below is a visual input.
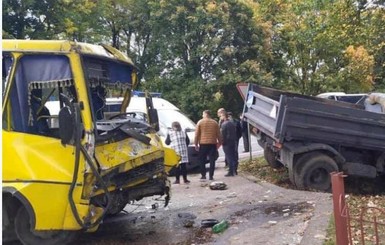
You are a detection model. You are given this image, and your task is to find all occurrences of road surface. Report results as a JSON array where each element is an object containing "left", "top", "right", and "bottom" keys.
[{"left": 75, "top": 146, "right": 332, "bottom": 245}]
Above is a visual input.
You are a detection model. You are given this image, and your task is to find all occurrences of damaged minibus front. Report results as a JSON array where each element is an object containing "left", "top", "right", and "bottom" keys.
[{"left": 2, "top": 40, "right": 179, "bottom": 244}]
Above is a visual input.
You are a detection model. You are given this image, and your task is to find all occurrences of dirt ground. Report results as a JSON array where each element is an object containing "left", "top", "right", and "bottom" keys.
[{"left": 76, "top": 159, "right": 333, "bottom": 245}]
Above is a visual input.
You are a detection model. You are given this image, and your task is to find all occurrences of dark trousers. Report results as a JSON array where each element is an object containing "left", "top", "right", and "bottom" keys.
[
  {"left": 242, "top": 132, "right": 249, "bottom": 152},
  {"left": 175, "top": 162, "right": 188, "bottom": 181},
  {"left": 223, "top": 143, "right": 237, "bottom": 175},
  {"left": 199, "top": 144, "right": 217, "bottom": 178},
  {"left": 225, "top": 139, "right": 239, "bottom": 167},
  {"left": 235, "top": 138, "right": 239, "bottom": 162}
]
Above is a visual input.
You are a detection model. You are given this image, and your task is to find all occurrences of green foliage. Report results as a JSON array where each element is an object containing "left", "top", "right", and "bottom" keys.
[
  {"left": 256, "top": 0, "right": 384, "bottom": 95},
  {"left": 135, "top": 0, "right": 272, "bottom": 120},
  {"left": 338, "top": 45, "right": 374, "bottom": 92},
  {"left": 3, "top": 0, "right": 62, "bottom": 39},
  {"left": 323, "top": 216, "right": 336, "bottom": 245},
  {"left": 3, "top": 0, "right": 385, "bottom": 117},
  {"left": 60, "top": 0, "right": 101, "bottom": 42}
]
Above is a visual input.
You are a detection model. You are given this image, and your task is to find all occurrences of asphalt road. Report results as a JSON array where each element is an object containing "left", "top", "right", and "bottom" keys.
[
  {"left": 75, "top": 147, "right": 332, "bottom": 245},
  {"left": 7, "top": 136, "right": 331, "bottom": 245}
]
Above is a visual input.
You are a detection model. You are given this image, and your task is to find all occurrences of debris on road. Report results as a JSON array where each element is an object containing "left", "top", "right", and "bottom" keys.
[
  {"left": 177, "top": 212, "right": 197, "bottom": 227},
  {"left": 201, "top": 219, "right": 219, "bottom": 228},
  {"left": 209, "top": 181, "right": 227, "bottom": 190},
  {"left": 212, "top": 220, "right": 229, "bottom": 233},
  {"left": 76, "top": 161, "right": 332, "bottom": 245}
]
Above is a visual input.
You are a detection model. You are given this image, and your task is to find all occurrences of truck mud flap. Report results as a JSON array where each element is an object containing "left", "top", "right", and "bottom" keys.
[{"left": 343, "top": 162, "right": 377, "bottom": 178}]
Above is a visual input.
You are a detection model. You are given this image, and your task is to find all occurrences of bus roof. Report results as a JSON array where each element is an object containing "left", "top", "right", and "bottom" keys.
[{"left": 2, "top": 39, "right": 134, "bottom": 65}]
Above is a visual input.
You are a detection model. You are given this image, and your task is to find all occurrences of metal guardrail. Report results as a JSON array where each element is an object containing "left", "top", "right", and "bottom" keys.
[{"left": 331, "top": 172, "right": 385, "bottom": 245}]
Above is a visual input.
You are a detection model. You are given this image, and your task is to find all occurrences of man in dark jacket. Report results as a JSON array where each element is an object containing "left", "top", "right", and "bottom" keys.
[
  {"left": 219, "top": 109, "right": 237, "bottom": 176},
  {"left": 240, "top": 113, "right": 250, "bottom": 152},
  {"left": 228, "top": 112, "right": 242, "bottom": 173}
]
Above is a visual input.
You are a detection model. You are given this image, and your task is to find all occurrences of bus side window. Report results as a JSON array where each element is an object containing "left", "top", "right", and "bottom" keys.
[{"left": 5, "top": 54, "right": 72, "bottom": 136}]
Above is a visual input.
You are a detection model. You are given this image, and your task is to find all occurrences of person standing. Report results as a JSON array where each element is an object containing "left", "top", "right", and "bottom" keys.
[
  {"left": 217, "top": 108, "right": 226, "bottom": 127},
  {"left": 194, "top": 110, "right": 222, "bottom": 181},
  {"left": 166, "top": 121, "right": 191, "bottom": 184},
  {"left": 240, "top": 113, "right": 250, "bottom": 152},
  {"left": 228, "top": 111, "right": 242, "bottom": 174},
  {"left": 219, "top": 110, "right": 238, "bottom": 177},
  {"left": 217, "top": 108, "right": 227, "bottom": 167}
]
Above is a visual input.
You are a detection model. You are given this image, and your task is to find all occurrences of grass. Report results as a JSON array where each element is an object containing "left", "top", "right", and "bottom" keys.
[
  {"left": 239, "top": 156, "right": 293, "bottom": 188},
  {"left": 239, "top": 157, "right": 385, "bottom": 245},
  {"left": 323, "top": 217, "right": 336, "bottom": 245}
]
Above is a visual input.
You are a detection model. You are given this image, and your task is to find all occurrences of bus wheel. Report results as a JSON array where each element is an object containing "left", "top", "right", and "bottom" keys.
[{"left": 14, "top": 206, "right": 78, "bottom": 245}]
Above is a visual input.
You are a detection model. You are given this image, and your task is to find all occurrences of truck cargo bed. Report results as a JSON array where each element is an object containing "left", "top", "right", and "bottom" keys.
[{"left": 244, "top": 85, "right": 385, "bottom": 151}]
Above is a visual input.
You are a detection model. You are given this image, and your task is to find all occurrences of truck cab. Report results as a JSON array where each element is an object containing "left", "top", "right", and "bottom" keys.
[{"left": 2, "top": 40, "right": 179, "bottom": 244}]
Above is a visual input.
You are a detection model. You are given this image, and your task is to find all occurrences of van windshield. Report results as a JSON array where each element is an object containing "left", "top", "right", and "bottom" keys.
[
  {"left": 157, "top": 109, "right": 196, "bottom": 136},
  {"left": 335, "top": 95, "right": 366, "bottom": 104}
]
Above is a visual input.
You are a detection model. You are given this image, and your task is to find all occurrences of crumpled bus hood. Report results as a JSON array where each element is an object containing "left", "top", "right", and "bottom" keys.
[{"left": 94, "top": 133, "right": 179, "bottom": 175}]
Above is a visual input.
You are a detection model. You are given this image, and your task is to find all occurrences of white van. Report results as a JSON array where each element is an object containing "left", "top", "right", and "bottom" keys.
[
  {"left": 316, "top": 92, "right": 366, "bottom": 104},
  {"left": 105, "top": 95, "right": 201, "bottom": 170},
  {"left": 316, "top": 92, "right": 384, "bottom": 113}
]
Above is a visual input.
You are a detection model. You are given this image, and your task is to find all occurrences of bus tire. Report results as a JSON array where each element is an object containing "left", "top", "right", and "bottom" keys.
[{"left": 15, "top": 206, "right": 78, "bottom": 245}]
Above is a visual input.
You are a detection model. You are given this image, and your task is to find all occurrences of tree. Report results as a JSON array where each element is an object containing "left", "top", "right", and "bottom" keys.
[
  {"left": 338, "top": 45, "right": 374, "bottom": 92},
  {"left": 3, "top": 0, "right": 51, "bottom": 39},
  {"left": 3, "top": 0, "right": 384, "bottom": 119},
  {"left": 132, "top": 0, "right": 270, "bottom": 120},
  {"left": 2, "top": 0, "right": 101, "bottom": 41},
  {"left": 254, "top": 0, "right": 384, "bottom": 95},
  {"left": 362, "top": 5, "right": 385, "bottom": 91},
  {"left": 265, "top": 0, "right": 343, "bottom": 95}
]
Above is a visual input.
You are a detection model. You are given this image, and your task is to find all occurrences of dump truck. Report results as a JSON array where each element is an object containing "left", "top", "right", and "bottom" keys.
[
  {"left": 2, "top": 40, "right": 179, "bottom": 244},
  {"left": 244, "top": 84, "right": 385, "bottom": 191}
]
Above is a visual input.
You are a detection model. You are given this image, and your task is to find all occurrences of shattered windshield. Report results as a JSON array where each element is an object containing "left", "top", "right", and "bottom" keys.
[
  {"left": 83, "top": 56, "right": 133, "bottom": 119},
  {"left": 82, "top": 56, "right": 150, "bottom": 142}
]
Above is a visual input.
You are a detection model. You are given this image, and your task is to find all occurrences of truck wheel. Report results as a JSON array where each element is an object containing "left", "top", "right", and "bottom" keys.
[
  {"left": 295, "top": 153, "right": 338, "bottom": 192},
  {"left": 14, "top": 206, "right": 78, "bottom": 245},
  {"left": 264, "top": 146, "right": 283, "bottom": 169}
]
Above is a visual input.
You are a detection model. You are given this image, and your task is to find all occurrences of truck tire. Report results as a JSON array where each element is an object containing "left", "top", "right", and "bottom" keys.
[
  {"left": 15, "top": 206, "right": 78, "bottom": 245},
  {"left": 295, "top": 153, "right": 338, "bottom": 192},
  {"left": 264, "top": 145, "right": 283, "bottom": 169}
]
